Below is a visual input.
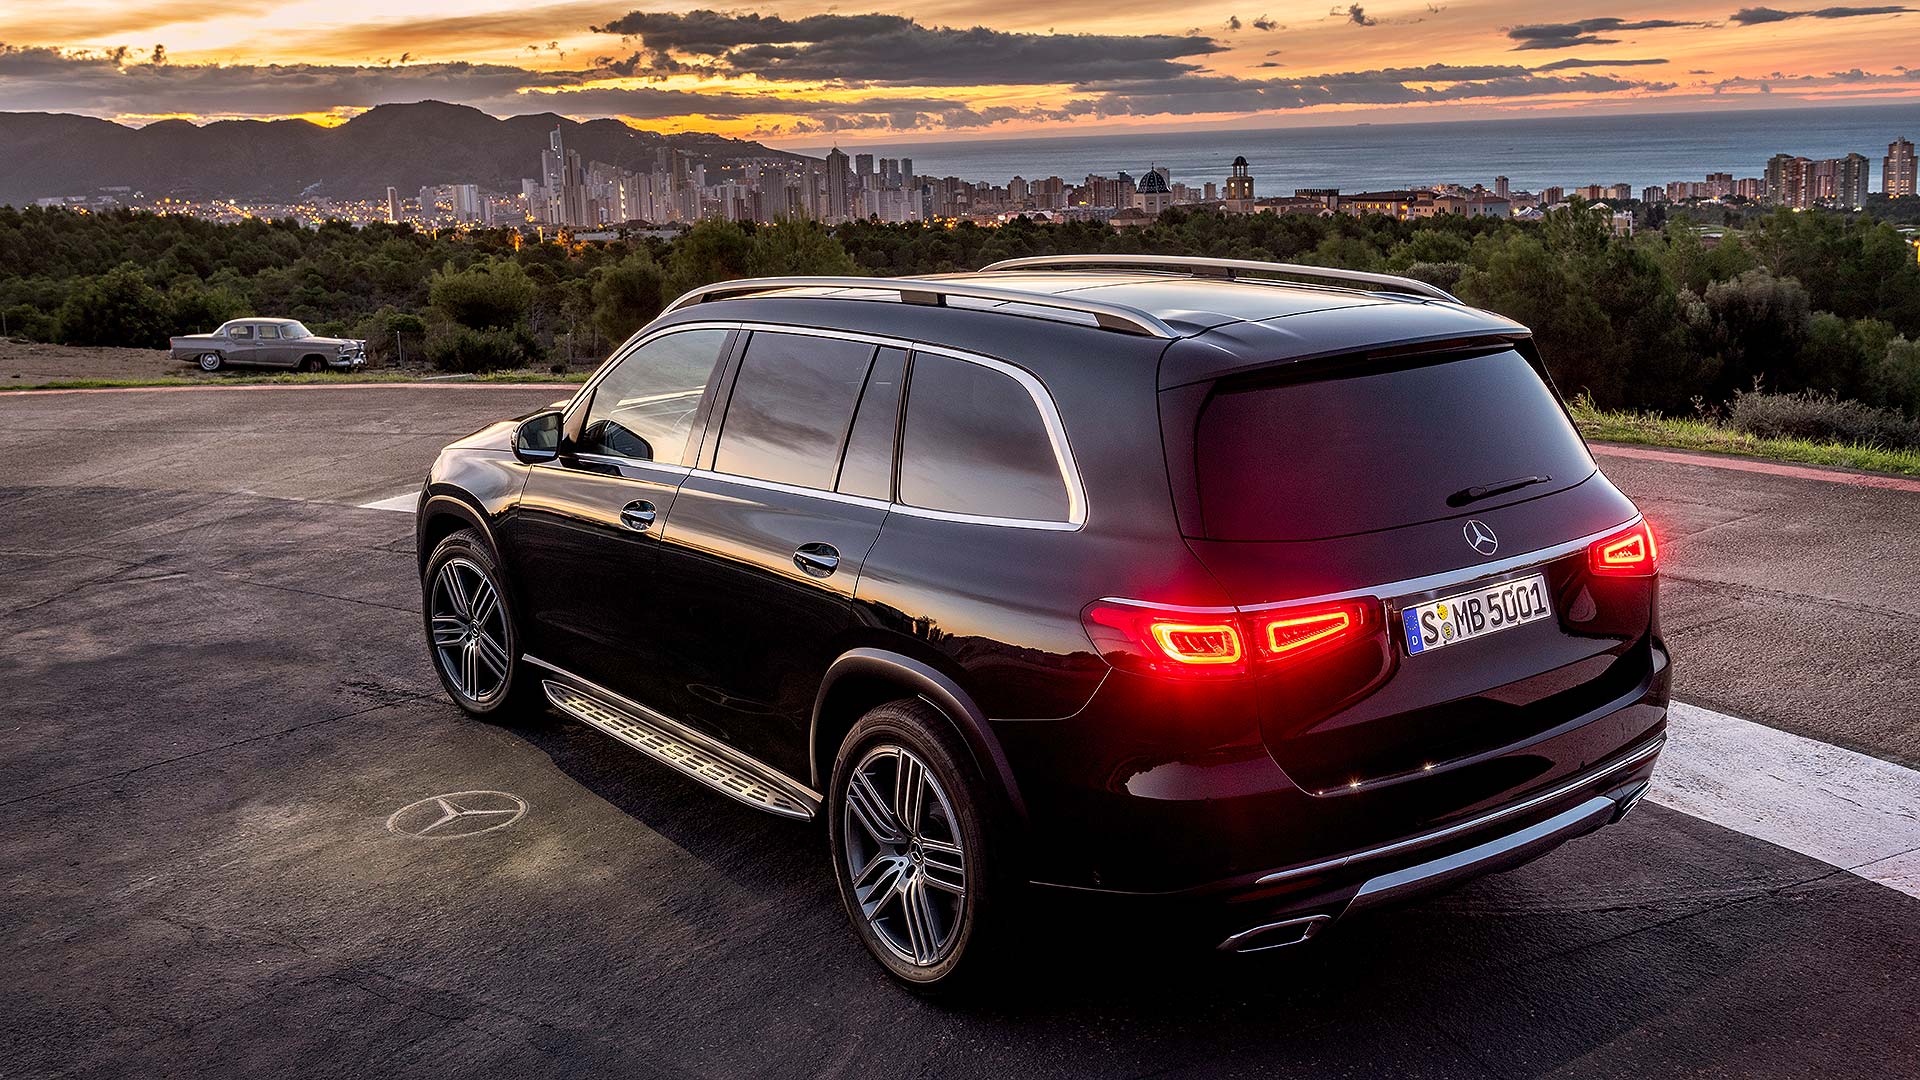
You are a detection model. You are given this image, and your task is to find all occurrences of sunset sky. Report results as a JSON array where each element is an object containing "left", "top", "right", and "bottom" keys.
[{"left": 2, "top": 0, "right": 1917, "bottom": 144}]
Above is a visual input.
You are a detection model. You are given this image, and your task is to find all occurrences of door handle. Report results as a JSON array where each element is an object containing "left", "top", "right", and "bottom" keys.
[
  {"left": 619, "top": 500, "right": 657, "bottom": 531},
  {"left": 793, "top": 542, "right": 840, "bottom": 578}
]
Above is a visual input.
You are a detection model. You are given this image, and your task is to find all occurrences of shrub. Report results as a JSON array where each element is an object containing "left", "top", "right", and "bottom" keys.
[
  {"left": 55, "top": 265, "right": 174, "bottom": 348},
  {"left": 426, "top": 325, "right": 533, "bottom": 373},
  {"left": 428, "top": 259, "right": 535, "bottom": 331},
  {"left": 1728, "top": 388, "right": 1920, "bottom": 450}
]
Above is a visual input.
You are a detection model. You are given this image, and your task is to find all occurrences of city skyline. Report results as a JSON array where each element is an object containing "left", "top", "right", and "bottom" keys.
[{"left": 3, "top": 1, "right": 1920, "bottom": 143}]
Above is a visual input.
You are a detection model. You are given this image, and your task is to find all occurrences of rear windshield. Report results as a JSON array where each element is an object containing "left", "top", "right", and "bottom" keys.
[{"left": 1191, "top": 349, "right": 1595, "bottom": 541}]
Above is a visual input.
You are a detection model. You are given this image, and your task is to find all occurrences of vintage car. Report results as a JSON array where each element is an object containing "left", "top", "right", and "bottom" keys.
[{"left": 170, "top": 319, "right": 367, "bottom": 372}]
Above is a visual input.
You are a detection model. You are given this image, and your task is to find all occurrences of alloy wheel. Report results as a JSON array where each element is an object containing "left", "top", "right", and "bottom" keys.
[
  {"left": 841, "top": 744, "right": 970, "bottom": 967},
  {"left": 429, "top": 557, "right": 511, "bottom": 704}
]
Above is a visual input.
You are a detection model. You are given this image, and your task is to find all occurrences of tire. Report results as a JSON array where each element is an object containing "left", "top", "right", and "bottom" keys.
[
  {"left": 828, "top": 699, "right": 1005, "bottom": 991},
  {"left": 197, "top": 353, "right": 223, "bottom": 372},
  {"left": 421, "top": 528, "right": 539, "bottom": 717},
  {"left": 298, "top": 357, "right": 323, "bottom": 373}
]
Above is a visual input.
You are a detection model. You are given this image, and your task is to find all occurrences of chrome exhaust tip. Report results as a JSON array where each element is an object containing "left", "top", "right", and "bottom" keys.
[
  {"left": 1217, "top": 914, "right": 1334, "bottom": 954},
  {"left": 1611, "top": 780, "right": 1653, "bottom": 823}
]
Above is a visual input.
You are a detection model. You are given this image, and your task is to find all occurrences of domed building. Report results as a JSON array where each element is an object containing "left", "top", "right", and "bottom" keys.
[
  {"left": 1224, "top": 155, "right": 1255, "bottom": 214},
  {"left": 1132, "top": 167, "right": 1173, "bottom": 215}
]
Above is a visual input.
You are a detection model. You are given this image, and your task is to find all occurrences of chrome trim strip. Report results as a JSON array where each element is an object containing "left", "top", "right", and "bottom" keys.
[
  {"left": 1254, "top": 731, "right": 1665, "bottom": 886},
  {"left": 660, "top": 275, "right": 1180, "bottom": 338},
  {"left": 524, "top": 655, "right": 823, "bottom": 817},
  {"left": 1234, "top": 515, "right": 1639, "bottom": 613},
  {"left": 569, "top": 452, "right": 693, "bottom": 476},
  {"left": 1092, "top": 516, "right": 1638, "bottom": 616},
  {"left": 979, "top": 254, "right": 1461, "bottom": 303},
  {"left": 1348, "top": 796, "right": 1616, "bottom": 910}
]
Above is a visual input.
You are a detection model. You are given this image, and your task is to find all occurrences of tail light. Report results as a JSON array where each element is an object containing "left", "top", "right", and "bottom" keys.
[
  {"left": 1082, "top": 598, "right": 1375, "bottom": 679},
  {"left": 1589, "top": 519, "right": 1659, "bottom": 577}
]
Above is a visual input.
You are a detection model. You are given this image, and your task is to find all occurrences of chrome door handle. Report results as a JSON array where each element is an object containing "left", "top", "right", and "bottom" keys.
[
  {"left": 793, "top": 542, "right": 840, "bottom": 578},
  {"left": 619, "top": 500, "right": 657, "bottom": 531}
]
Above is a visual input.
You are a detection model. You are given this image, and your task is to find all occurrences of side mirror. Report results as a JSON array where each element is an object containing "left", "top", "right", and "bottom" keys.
[{"left": 513, "top": 409, "right": 563, "bottom": 464}]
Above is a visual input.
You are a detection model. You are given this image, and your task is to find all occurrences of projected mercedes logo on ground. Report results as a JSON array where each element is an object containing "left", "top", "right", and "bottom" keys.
[{"left": 386, "top": 791, "right": 528, "bottom": 839}]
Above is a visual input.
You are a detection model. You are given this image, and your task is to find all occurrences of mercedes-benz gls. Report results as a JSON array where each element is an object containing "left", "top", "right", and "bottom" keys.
[{"left": 413, "top": 256, "right": 1669, "bottom": 989}]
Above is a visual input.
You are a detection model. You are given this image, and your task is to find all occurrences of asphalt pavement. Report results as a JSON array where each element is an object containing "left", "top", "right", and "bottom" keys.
[{"left": 2, "top": 384, "right": 1916, "bottom": 1079}]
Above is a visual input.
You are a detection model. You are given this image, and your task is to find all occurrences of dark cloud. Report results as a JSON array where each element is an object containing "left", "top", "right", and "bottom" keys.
[
  {"left": 1252, "top": 15, "right": 1279, "bottom": 30},
  {"left": 1529, "top": 57, "right": 1670, "bottom": 70},
  {"left": 1066, "top": 64, "right": 1671, "bottom": 117},
  {"left": 1505, "top": 18, "right": 1707, "bottom": 50},
  {"left": 1729, "top": 5, "right": 1913, "bottom": 22},
  {"left": 1226, "top": 15, "right": 1243, "bottom": 30},
  {"left": 590, "top": 10, "right": 1223, "bottom": 86},
  {"left": 1344, "top": 5, "right": 1378, "bottom": 25}
]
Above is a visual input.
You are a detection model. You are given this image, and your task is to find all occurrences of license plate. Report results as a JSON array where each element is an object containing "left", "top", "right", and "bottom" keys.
[{"left": 1400, "top": 573, "right": 1552, "bottom": 656}]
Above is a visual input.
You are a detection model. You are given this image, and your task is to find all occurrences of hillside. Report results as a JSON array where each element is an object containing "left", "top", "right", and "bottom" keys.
[{"left": 0, "top": 101, "right": 810, "bottom": 205}]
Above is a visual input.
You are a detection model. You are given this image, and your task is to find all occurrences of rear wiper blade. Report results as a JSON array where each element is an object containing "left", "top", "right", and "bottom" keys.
[{"left": 1447, "top": 474, "right": 1551, "bottom": 507}]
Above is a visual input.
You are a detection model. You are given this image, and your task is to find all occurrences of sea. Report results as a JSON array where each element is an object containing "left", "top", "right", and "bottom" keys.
[{"left": 798, "top": 103, "right": 1920, "bottom": 194}]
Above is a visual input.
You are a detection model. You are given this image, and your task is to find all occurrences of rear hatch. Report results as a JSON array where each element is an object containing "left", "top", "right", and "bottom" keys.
[{"left": 1164, "top": 344, "right": 1658, "bottom": 796}]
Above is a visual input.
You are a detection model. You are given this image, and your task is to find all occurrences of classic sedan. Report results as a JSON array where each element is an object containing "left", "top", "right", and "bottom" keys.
[{"left": 171, "top": 319, "right": 367, "bottom": 372}]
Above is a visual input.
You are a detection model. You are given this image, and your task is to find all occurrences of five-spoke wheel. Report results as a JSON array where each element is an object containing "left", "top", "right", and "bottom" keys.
[
  {"left": 829, "top": 700, "right": 996, "bottom": 989},
  {"left": 422, "top": 529, "right": 530, "bottom": 716},
  {"left": 842, "top": 744, "right": 970, "bottom": 968}
]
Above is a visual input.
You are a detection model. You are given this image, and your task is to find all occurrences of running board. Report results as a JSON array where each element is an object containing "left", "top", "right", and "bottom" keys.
[{"left": 540, "top": 678, "right": 819, "bottom": 821}]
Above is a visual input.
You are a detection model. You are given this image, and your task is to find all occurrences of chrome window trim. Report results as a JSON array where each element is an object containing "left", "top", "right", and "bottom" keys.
[
  {"left": 686, "top": 322, "right": 1087, "bottom": 532},
  {"left": 569, "top": 452, "right": 692, "bottom": 477}
]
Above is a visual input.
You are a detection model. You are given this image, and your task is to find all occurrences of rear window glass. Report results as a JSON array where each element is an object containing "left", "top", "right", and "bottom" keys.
[
  {"left": 1192, "top": 350, "right": 1594, "bottom": 541},
  {"left": 715, "top": 331, "right": 874, "bottom": 490}
]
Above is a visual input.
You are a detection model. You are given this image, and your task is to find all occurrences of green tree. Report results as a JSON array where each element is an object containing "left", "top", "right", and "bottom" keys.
[
  {"left": 663, "top": 219, "right": 751, "bottom": 300},
  {"left": 590, "top": 253, "right": 666, "bottom": 345},
  {"left": 55, "top": 264, "right": 173, "bottom": 348},
  {"left": 428, "top": 258, "right": 535, "bottom": 330},
  {"left": 748, "top": 218, "right": 861, "bottom": 277}
]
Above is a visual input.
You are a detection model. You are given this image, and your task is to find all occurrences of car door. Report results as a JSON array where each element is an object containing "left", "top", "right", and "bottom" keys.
[
  {"left": 505, "top": 326, "right": 736, "bottom": 701},
  {"left": 255, "top": 322, "right": 291, "bottom": 367},
  {"left": 224, "top": 323, "right": 257, "bottom": 364},
  {"left": 646, "top": 330, "right": 902, "bottom": 778}
]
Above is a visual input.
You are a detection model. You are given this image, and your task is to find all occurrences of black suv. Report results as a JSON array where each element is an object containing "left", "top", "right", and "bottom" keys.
[{"left": 415, "top": 256, "right": 1669, "bottom": 987}]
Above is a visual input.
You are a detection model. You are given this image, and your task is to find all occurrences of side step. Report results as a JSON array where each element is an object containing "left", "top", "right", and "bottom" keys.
[{"left": 542, "top": 679, "right": 819, "bottom": 821}]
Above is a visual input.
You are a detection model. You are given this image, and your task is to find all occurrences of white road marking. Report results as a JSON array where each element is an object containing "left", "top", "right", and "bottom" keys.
[
  {"left": 1653, "top": 702, "right": 1920, "bottom": 899},
  {"left": 357, "top": 492, "right": 418, "bottom": 512}
]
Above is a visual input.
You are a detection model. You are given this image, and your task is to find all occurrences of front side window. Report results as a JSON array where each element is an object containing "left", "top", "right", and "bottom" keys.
[
  {"left": 258, "top": 324, "right": 281, "bottom": 340},
  {"left": 228, "top": 324, "right": 254, "bottom": 340},
  {"left": 714, "top": 332, "right": 875, "bottom": 490},
  {"left": 576, "top": 328, "right": 730, "bottom": 464},
  {"left": 898, "top": 354, "right": 1071, "bottom": 522},
  {"left": 284, "top": 322, "right": 312, "bottom": 339}
]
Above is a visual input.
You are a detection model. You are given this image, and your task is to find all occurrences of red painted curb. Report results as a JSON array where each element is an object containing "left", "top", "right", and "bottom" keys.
[
  {"left": 1592, "top": 443, "right": 1920, "bottom": 494},
  {"left": 0, "top": 381, "right": 581, "bottom": 398}
]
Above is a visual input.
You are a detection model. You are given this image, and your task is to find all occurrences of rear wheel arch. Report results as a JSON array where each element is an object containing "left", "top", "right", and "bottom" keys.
[{"left": 811, "top": 648, "right": 1027, "bottom": 824}]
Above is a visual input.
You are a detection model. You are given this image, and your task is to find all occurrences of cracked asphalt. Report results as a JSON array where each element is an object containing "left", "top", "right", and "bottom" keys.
[{"left": 2, "top": 385, "right": 1917, "bottom": 1079}]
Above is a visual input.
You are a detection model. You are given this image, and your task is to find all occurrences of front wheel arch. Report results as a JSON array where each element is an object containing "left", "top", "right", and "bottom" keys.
[{"left": 810, "top": 649, "right": 1027, "bottom": 826}]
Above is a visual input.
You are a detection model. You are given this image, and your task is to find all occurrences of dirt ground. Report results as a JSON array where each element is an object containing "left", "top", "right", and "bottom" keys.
[{"left": 0, "top": 340, "right": 203, "bottom": 384}]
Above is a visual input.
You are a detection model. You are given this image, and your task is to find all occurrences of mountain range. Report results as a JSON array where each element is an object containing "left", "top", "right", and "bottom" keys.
[{"left": 0, "top": 101, "right": 811, "bottom": 207}]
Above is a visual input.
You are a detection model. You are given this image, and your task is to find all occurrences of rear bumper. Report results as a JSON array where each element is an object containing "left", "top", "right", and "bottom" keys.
[{"left": 1036, "top": 730, "right": 1663, "bottom": 951}]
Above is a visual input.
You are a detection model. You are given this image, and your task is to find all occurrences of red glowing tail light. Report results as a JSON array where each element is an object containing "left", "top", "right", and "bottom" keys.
[
  {"left": 1589, "top": 519, "right": 1659, "bottom": 577},
  {"left": 1082, "top": 598, "right": 1375, "bottom": 679}
]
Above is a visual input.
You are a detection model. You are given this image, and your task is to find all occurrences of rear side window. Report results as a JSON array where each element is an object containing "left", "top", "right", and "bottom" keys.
[
  {"left": 1192, "top": 349, "right": 1595, "bottom": 541},
  {"left": 578, "top": 328, "right": 730, "bottom": 464},
  {"left": 837, "top": 347, "right": 907, "bottom": 500},
  {"left": 715, "top": 332, "right": 875, "bottom": 490},
  {"left": 899, "top": 353, "right": 1070, "bottom": 522}
]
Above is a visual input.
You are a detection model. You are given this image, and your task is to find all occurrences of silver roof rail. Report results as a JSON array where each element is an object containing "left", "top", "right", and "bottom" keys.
[
  {"left": 660, "top": 276, "right": 1178, "bottom": 338},
  {"left": 977, "top": 255, "right": 1459, "bottom": 302}
]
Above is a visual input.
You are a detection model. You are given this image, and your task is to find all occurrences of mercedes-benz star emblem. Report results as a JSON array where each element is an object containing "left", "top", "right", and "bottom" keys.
[
  {"left": 386, "top": 790, "right": 528, "bottom": 839},
  {"left": 1463, "top": 519, "right": 1499, "bottom": 556}
]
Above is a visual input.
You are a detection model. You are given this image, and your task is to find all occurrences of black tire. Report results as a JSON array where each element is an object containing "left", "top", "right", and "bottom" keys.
[
  {"left": 299, "top": 357, "right": 323, "bottom": 373},
  {"left": 421, "top": 528, "right": 540, "bottom": 717},
  {"left": 827, "top": 699, "right": 1007, "bottom": 991},
  {"left": 197, "top": 353, "right": 223, "bottom": 372}
]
